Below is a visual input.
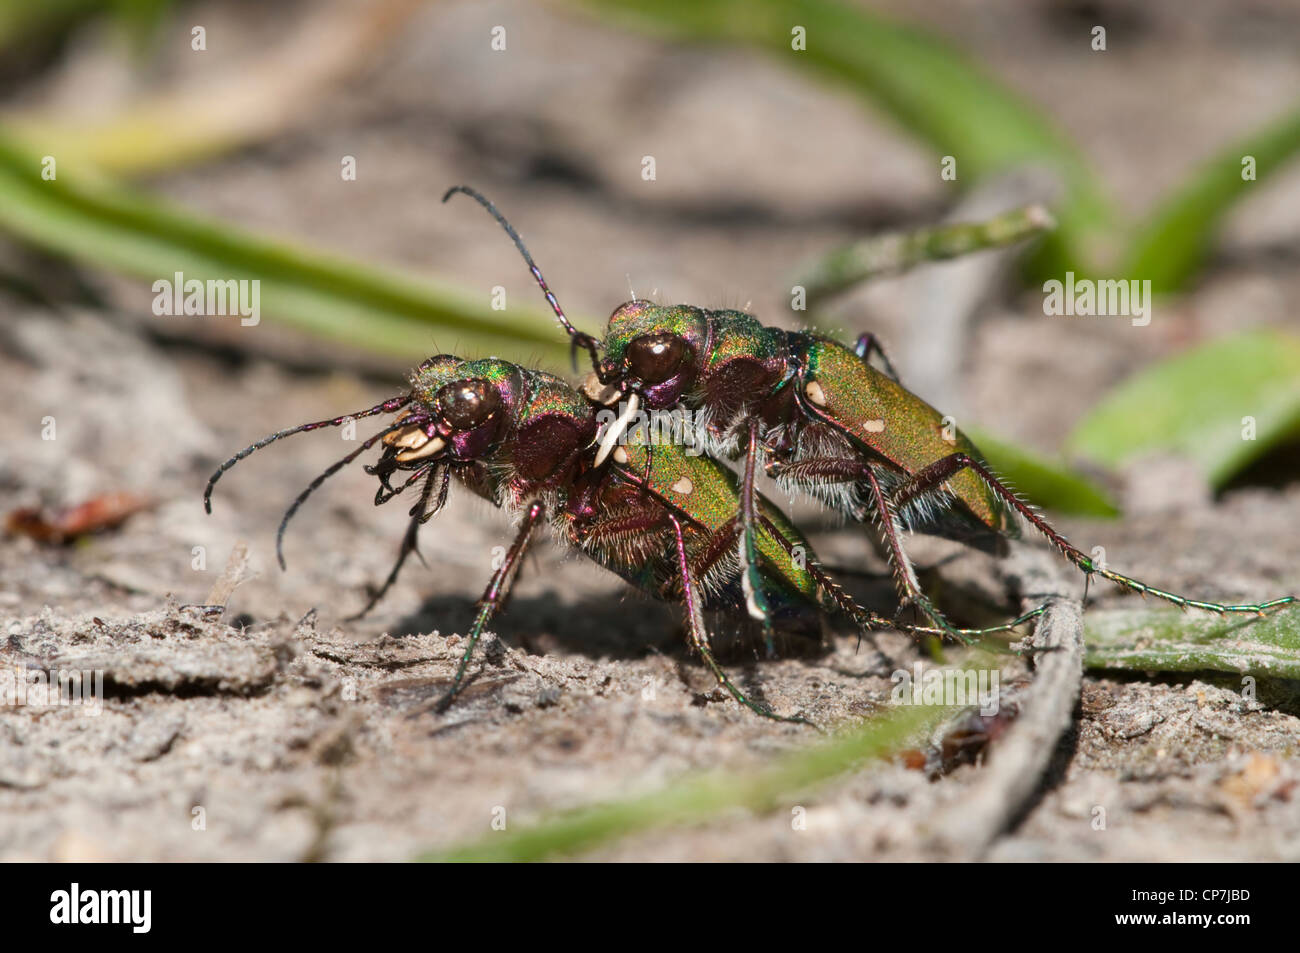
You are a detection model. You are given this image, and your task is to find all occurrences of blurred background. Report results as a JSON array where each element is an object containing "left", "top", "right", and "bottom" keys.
[{"left": 1, "top": 0, "right": 1299, "bottom": 861}]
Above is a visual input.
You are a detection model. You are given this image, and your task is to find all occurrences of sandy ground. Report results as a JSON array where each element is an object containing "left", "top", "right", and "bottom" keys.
[{"left": 1, "top": 0, "right": 1299, "bottom": 861}]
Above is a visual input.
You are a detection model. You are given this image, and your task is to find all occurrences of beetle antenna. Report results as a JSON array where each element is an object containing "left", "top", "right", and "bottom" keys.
[
  {"left": 204, "top": 395, "right": 412, "bottom": 513},
  {"left": 442, "top": 185, "right": 603, "bottom": 375},
  {"left": 275, "top": 421, "right": 409, "bottom": 571}
]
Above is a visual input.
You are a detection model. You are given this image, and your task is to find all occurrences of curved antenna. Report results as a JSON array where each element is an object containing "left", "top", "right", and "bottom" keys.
[
  {"left": 274, "top": 420, "right": 409, "bottom": 570},
  {"left": 204, "top": 395, "right": 411, "bottom": 513},
  {"left": 442, "top": 185, "right": 604, "bottom": 376}
]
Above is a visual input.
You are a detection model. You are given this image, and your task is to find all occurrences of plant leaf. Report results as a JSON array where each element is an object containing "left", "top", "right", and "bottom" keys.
[
  {"left": 1066, "top": 329, "right": 1300, "bottom": 487},
  {"left": 966, "top": 426, "right": 1119, "bottom": 518},
  {"left": 1123, "top": 103, "right": 1300, "bottom": 294},
  {"left": 0, "top": 131, "right": 574, "bottom": 367},
  {"left": 1085, "top": 607, "right": 1300, "bottom": 680},
  {"left": 581, "top": 0, "right": 1115, "bottom": 279},
  {"left": 415, "top": 691, "right": 961, "bottom": 862}
]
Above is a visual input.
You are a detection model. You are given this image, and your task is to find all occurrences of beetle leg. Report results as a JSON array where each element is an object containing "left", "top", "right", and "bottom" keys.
[
  {"left": 667, "top": 513, "right": 816, "bottom": 728},
  {"left": 347, "top": 467, "right": 450, "bottom": 621},
  {"left": 754, "top": 514, "right": 1046, "bottom": 645},
  {"left": 771, "top": 456, "right": 966, "bottom": 640},
  {"left": 572, "top": 508, "right": 667, "bottom": 546},
  {"left": 857, "top": 466, "right": 970, "bottom": 644},
  {"left": 853, "top": 333, "right": 901, "bottom": 382},
  {"left": 890, "top": 453, "right": 1296, "bottom": 616},
  {"left": 774, "top": 455, "right": 1065, "bottom": 641},
  {"left": 738, "top": 419, "right": 778, "bottom": 657},
  {"left": 431, "top": 500, "right": 547, "bottom": 713}
]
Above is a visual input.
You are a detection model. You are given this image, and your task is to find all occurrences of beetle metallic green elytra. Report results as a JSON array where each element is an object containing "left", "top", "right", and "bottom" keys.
[
  {"left": 203, "top": 351, "right": 1037, "bottom": 725},
  {"left": 442, "top": 185, "right": 1295, "bottom": 641}
]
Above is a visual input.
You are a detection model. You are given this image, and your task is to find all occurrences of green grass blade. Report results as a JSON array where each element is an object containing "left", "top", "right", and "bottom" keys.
[
  {"left": 1124, "top": 103, "right": 1300, "bottom": 293},
  {"left": 0, "top": 131, "right": 574, "bottom": 366},
  {"left": 582, "top": 0, "right": 1115, "bottom": 279},
  {"left": 797, "top": 204, "right": 1055, "bottom": 304},
  {"left": 415, "top": 696, "right": 957, "bottom": 862},
  {"left": 1066, "top": 329, "right": 1300, "bottom": 487},
  {"left": 1085, "top": 607, "right": 1300, "bottom": 680},
  {"left": 967, "top": 427, "right": 1119, "bottom": 518}
]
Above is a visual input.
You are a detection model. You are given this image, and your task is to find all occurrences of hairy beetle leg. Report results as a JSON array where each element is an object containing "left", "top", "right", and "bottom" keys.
[
  {"left": 858, "top": 465, "right": 969, "bottom": 644},
  {"left": 738, "top": 420, "right": 778, "bottom": 658},
  {"left": 890, "top": 452, "right": 1297, "bottom": 616},
  {"left": 430, "top": 500, "right": 547, "bottom": 715},
  {"left": 668, "top": 514, "right": 817, "bottom": 729}
]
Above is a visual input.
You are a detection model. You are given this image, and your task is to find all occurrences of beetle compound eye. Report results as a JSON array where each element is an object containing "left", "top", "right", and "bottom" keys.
[
  {"left": 625, "top": 333, "right": 686, "bottom": 384},
  {"left": 436, "top": 379, "right": 502, "bottom": 430}
]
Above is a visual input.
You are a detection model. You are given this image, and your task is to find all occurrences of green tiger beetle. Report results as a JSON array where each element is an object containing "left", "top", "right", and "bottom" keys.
[
  {"left": 203, "top": 355, "right": 1041, "bottom": 724},
  {"left": 443, "top": 186, "right": 1296, "bottom": 644}
]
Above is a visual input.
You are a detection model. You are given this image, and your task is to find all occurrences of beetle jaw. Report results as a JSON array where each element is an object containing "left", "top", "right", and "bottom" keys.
[{"left": 382, "top": 412, "right": 448, "bottom": 462}]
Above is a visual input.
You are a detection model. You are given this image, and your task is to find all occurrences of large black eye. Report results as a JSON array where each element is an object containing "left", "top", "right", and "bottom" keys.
[
  {"left": 625, "top": 333, "right": 686, "bottom": 384},
  {"left": 436, "top": 379, "right": 501, "bottom": 429}
]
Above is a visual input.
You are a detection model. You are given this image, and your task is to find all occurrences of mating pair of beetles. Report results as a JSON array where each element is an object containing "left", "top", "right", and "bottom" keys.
[{"left": 204, "top": 186, "right": 1294, "bottom": 725}]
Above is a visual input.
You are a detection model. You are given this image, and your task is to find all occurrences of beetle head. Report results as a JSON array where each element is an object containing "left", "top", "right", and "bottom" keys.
[
  {"left": 596, "top": 301, "right": 708, "bottom": 409},
  {"left": 395, "top": 356, "right": 521, "bottom": 464}
]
